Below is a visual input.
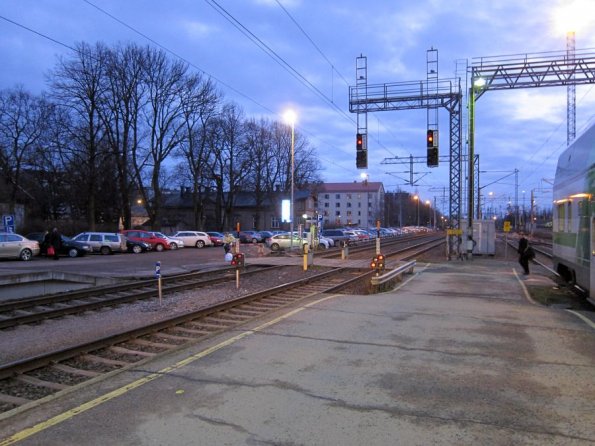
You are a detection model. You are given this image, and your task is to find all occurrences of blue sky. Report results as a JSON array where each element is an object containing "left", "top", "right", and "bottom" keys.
[{"left": 1, "top": 0, "right": 594, "bottom": 216}]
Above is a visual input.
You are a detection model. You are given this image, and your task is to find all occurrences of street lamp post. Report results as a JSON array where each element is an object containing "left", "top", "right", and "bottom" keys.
[
  {"left": 414, "top": 195, "right": 420, "bottom": 227},
  {"left": 425, "top": 200, "right": 431, "bottom": 227},
  {"left": 284, "top": 110, "right": 296, "bottom": 250}
]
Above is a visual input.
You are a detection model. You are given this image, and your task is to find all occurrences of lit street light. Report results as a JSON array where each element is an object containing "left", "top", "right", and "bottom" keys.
[
  {"left": 413, "top": 195, "right": 420, "bottom": 227},
  {"left": 284, "top": 110, "right": 296, "bottom": 250}
]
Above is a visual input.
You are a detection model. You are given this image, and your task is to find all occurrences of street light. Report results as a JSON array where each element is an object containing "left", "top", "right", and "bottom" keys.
[
  {"left": 413, "top": 195, "right": 420, "bottom": 227},
  {"left": 284, "top": 110, "right": 296, "bottom": 250}
]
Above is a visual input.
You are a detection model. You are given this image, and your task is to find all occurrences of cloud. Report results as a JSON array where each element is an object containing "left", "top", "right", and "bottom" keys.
[{"left": 180, "top": 20, "right": 216, "bottom": 39}]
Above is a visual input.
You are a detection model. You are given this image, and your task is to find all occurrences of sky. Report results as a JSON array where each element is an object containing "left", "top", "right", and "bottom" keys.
[{"left": 1, "top": 0, "right": 594, "bottom": 217}]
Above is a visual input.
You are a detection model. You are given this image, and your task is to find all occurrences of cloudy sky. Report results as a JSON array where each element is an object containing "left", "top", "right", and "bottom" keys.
[{"left": 1, "top": 0, "right": 594, "bottom": 216}]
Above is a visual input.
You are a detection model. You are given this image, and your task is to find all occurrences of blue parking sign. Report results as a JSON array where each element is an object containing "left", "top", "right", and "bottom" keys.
[{"left": 2, "top": 215, "right": 15, "bottom": 233}]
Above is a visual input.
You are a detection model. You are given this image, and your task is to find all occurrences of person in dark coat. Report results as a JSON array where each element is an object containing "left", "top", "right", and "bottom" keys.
[
  {"left": 42, "top": 230, "right": 51, "bottom": 256},
  {"left": 49, "top": 227, "right": 62, "bottom": 260},
  {"left": 518, "top": 234, "right": 530, "bottom": 275}
]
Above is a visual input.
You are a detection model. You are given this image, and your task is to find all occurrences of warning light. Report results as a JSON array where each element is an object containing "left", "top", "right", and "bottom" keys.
[
  {"left": 356, "top": 133, "right": 367, "bottom": 169},
  {"left": 231, "top": 253, "right": 245, "bottom": 268},
  {"left": 427, "top": 129, "right": 438, "bottom": 148},
  {"left": 356, "top": 133, "right": 363, "bottom": 151},
  {"left": 370, "top": 254, "right": 385, "bottom": 271}
]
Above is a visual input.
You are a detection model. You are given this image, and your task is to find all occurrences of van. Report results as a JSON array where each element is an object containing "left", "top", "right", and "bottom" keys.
[
  {"left": 321, "top": 229, "right": 352, "bottom": 246},
  {"left": 72, "top": 232, "right": 127, "bottom": 255}
]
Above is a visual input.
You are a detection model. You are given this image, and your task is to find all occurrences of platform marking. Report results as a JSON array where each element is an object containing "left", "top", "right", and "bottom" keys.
[
  {"left": 565, "top": 309, "right": 595, "bottom": 330},
  {"left": 512, "top": 269, "right": 538, "bottom": 305},
  {"left": 0, "top": 294, "right": 344, "bottom": 446}
]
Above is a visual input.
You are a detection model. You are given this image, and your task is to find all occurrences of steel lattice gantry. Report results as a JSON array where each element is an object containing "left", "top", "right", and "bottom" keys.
[
  {"left": 467, "top": 48, "right": 595, "bottom": 233},
  {"left": 349, "top": 79, "right": 463, "bottom": 229},
  {"left": 471, "top": 48, "right": 595, "bottom": 97}
]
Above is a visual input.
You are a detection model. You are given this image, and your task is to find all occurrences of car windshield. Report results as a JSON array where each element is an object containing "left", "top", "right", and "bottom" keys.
[{"left": 152, "top": 232, "right": 167, "bottom": 239}]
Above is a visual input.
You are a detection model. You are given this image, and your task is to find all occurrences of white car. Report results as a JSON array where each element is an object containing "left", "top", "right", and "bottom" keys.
[{"left": 171, "top": 231, "right": 213, "bottom": 248}]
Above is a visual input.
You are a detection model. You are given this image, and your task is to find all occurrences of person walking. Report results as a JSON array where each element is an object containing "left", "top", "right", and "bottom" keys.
[
  {"left": 518, "top": 234, "right": 532, "bottom": 275},
  {"left": 49, "top": 227, "right": 62, "bottom": 260}
]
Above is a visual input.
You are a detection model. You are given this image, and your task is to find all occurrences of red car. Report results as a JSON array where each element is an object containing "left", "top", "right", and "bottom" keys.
[
  {"left": 120, "top": 229, "right": 172, "bottom": 252},
  {"left": 206, "top": 231, "right": 225, "bottom": 246}
]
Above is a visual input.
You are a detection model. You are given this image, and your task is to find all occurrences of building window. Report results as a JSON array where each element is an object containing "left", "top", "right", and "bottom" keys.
[
  {"left": 335, "top": 194, "right": 341, "bottom": 199},
  {"left": 358, "top": 211, "right": 361, "bottom": 216},
  {"left": 347, "top": 211, "right": 352, "bottom": 216},
  {"left": 324, "top": 194, "right": 329, "bottom": 199},
  {"left": 347, "top": 193, "right": 352, "bottom": 199},
  {"left": 336, "top": 203, "right": 340, "bottom": 208},
  {"left": 324, "top": 202, "right": 329, "bottom": 208},
  {"left": 271, "top": 216, "right": 280, "bottom": 229},
  {"left": 335, "top": 211, "right": 340, "bottom": 216},
  {"left": 358, "top": 203, "right": 361, "bottom": 208}
]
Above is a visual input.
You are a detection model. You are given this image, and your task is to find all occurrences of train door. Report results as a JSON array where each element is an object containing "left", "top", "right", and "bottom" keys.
[{"left": 591, "top": 216, "right": 595, "bottom": 301}]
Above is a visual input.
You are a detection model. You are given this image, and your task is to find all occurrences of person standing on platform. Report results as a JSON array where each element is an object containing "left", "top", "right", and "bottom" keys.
[
  {"left": 49, "top": 227, "right": 62, "bottom": 260},
  {"left": 518, "top": 234, "right": 532, "bottom": 275},
  {"left": 223, "top": 232, "right": 235, "bottom": 254}
]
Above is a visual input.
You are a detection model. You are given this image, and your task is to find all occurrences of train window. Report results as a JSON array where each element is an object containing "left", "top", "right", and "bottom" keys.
[
  {"left": 592, "top": 218, "right": 595, "bottom": 256},
  {"left": 557, "top": 203, "right": 565, "bottom": 232},
  {"left": 567, "top": 201, "right": 572, "bottom": 232}
]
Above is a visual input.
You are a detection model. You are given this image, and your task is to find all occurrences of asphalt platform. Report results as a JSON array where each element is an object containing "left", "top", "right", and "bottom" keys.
[{"left": 1, "top": 257, "right": 594, "bottom": 445}]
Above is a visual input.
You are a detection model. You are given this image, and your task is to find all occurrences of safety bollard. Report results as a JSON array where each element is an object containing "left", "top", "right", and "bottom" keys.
[
  {"left": 341, "top": 242, "right": 349, "bottom": 260},
  {"left": 155, "top": 261, "right": 162, "bottom": 306}
]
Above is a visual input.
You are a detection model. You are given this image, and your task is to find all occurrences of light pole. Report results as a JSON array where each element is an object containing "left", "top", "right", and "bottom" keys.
[
  {"left": 414, "top": 195, "right": 420, "bottom": 227},
  {"left": 425, "top": 200, "right": 431, "bottom": 227},
  {"left": 284, "top": 110, "right": 296, "bottom": 250}
]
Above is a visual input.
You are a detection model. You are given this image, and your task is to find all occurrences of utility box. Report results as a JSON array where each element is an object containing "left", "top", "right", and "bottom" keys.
[{"left": 472, "top": 220, "right": 496, "bottom": 255}]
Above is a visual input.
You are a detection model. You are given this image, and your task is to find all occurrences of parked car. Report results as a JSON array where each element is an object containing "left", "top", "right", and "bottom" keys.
[
  {"left": 120, "top": 229, "right": 172, "bottom": 252},
  {"left": 152, "top": 232, "right": 184, "bottom": 249},
  {"left": 72, "top": 232, "right": 127, "bottom": 255},
  {"left": 206, "top": 231, "right": 225, "bottom": 246},
  {"left": 125, "top": 237, "right": 151, "bottom": 254},
  {"left": 321, "top": 229, "right": 352, "bottom": 246},
  {"left": 239, "top": 231, "right": 263, "bottom": 244},
  {"left": 258, "top": 230, "right": 273, "bottom": 240},
  {"left": 265, "top": 233, "right": 308, "bottom": 252},
  {"left": 26, "top": 232, "right": 93, "bottom": 258},
  {"left": 342, "top": 230, "right": 360, "bottom": 244},
  {"left": 171, "top": 231, "right": 213, "bottom": 248},
  {"left": 0, "top": 232, "right": 40, "bottom": 261}
]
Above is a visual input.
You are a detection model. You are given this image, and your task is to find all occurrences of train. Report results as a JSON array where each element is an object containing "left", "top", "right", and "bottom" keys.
[{"left": 552, "top": 120, "right": 595, "bottom": 302}]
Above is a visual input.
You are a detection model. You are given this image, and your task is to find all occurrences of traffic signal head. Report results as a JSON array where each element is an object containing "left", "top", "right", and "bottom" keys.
[
  {"left": 231, "top": 253, "right": 245, "bottom": 267},
  {"left": 356, "top": 149, "right": 367, "bottom": 169},
  {"left": 370, "top": 254, "right": 385, "bottom": 271},
  {"left": 427, "top": 129, "right": 438, "bottom": 148},
  {"left": 356, "top": 133, "right": 363, "bottom": 151},
  {"left": 427, "top": 147, "right": 439, "bottom": 167}
]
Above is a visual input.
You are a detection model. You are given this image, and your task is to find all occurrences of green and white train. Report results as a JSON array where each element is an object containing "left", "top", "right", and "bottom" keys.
[{"left": 552, "top": 121, "right": 595, "bottom": 302}]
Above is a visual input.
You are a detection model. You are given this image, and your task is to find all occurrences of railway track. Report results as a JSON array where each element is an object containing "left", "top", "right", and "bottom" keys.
[
  {"left": 0, "top": 265, "right": 278, "bottom": 330},
  {"left": 0, "top": 235, "right": 443, "bottom": 330},
  {"left": 0, "top": 266, "right": 373, "bottom": 416}
]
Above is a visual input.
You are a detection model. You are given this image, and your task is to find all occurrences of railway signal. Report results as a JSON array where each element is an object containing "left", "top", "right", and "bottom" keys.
[
  {"left": 356, "top": 133, "right": 367, "bottom": 169},
  {"left": 370, "top": 254, "right": 385, "bottom": 273},
  {"left": 426, "top": 129, "right": 438, "bottom": 167}
]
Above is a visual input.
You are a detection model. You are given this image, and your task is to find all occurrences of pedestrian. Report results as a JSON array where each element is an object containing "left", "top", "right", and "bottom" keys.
[
  {"left": 49, "top": 227, "right": 62, "bottom": 260},
  {"left": 223, "top": 232, "right": 235, "bottom": 253},
  {"left": 518, "top": 234, "right": 533, "bottom": 275}
]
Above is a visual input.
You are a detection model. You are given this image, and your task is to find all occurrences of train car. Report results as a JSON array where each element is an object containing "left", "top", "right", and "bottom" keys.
[{"left": 552, "top": 121, "right": 595, "bottom": 302}]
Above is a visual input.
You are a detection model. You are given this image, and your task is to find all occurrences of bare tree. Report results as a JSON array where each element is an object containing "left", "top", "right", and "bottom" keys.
[
  {"left": 206, "top": 103, "right": 251, "bottom": 230},
  {"left": 49, "top": 42, "right": 110, "bottom": 230},
  {"left": 137, "top": 47, "right": 188, "bottom": 229},
  {"left": 99, "top": 43, "right": 146, "bottom": 229},
  {"left": 0, "top": 86, "right": 51, "bottom": 211},
  {"left": 174, "top": 73, "right": 220, "bottom": 229}
]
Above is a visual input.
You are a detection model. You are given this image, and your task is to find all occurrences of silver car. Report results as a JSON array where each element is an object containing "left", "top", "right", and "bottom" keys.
[
  {"left": 265, "top": 233, "right": 308, "bottom": 252},
  {"left": 0, "top": 232, "right": 40, "bottom": 261}
]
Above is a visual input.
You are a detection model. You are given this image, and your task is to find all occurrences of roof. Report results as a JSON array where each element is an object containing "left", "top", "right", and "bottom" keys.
[{"left": 316, "top": 182, "right": 384, "bottom": 193}]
